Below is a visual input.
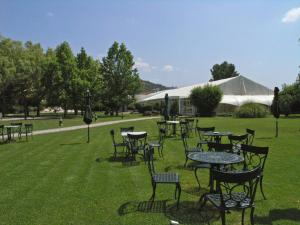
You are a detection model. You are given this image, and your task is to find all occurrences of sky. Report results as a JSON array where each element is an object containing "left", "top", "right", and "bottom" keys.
[{"left": 1, "top": 0, "right": 300, "bottom": 89}]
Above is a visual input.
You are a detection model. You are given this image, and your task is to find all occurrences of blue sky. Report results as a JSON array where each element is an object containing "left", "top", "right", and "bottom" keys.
[{"left": 1, "top": 0, "right": 300, "bottom": 89}]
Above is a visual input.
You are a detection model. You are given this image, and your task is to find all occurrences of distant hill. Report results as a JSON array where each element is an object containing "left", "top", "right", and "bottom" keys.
[{"left": 140, "top": 80, "right": 175, "bottom": 94}]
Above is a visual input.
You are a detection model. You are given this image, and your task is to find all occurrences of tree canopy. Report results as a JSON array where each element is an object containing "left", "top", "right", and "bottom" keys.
[
  {"left": 210, "top": 61, "right": 239, "bottom": 81},
  {"left": 0, "top": 37, "right": 141, "bottom": 117}
]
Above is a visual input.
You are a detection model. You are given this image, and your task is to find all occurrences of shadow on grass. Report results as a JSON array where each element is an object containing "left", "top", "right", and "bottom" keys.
[
  {"left": 118, "top": 200, "right": 167, "bottom": 216},
  {"left": 183, "top": 186, "right": 209, "bottom": 197},
  {"left": 60, "top": 142, "right": 83, "bottom": 146},
  {"left": 165, "top": 201, "right": 219, "bottom": 225},
  {"left": 118, "top": 200, "right": 219, "bottom": 224},
  {"left": 254, "top": 208, "right": 300, "bottom": 224}
]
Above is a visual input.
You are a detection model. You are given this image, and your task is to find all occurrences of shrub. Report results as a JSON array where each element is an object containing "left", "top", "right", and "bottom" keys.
[
  {"left": 279, "top": 94, "right": 293, "bottom": 117},
  {"left": 189, "top": 85, "right": 223, "bottom": 116},
  {"left": 234, "top": 102, "right": 268, "bottom": 118}
]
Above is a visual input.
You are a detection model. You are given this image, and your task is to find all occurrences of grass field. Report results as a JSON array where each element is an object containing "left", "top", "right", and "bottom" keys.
[
  {"left": 0, "top": 117, "right": 300, "bottom": 225},
  {"left": 0, "top": 113, "right": 143, "bottom": 131}
]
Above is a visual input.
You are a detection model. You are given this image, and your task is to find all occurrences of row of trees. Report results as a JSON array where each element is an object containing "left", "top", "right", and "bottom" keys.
[{"left": 0, "top": 38, "right": 141, "bottom": 117}]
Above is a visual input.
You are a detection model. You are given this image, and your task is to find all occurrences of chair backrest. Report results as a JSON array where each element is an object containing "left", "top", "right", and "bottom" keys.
[
  {"left": 120, "top": 127, "right": 134, "bottom": 132},
  {"left": 146, "top": 146, "right": 156, "bottom": 179},
  {"left": 207, "top": 142, "right": 233, "bottom": 153},
  {"left": 246, "top": 129, "right": 255, "bottom": 145},
  {"left": 157, "top": 121, "right": 166, "bottom": 132},
  {"left": 196, "top": 126, "right": 215, "bottom": 140},
  {"left": 0, "top": 125, "right": 4, "bottom": 131},
  {"left": 186, "top": 118, "right": 195, "bottom": 129},
  {"left": 241, "top": 144, "right": 269, "bottom": 171},
  {"left": 127, "top": 133, "right": 147, "bottom": 152},
  {"left": 158, "top": 128, "right": 166, "bottom": 144},
  {"left": 228, "top": 134, "right": 248, "bottom": 145},
  {"left": 181, "top": 132, "right": 190, "bottom": 153},
  {"left": 179, "top": 121, "right": 189, "bottom": 135},
  {"left": 213, "top": 167, "right": 261, "bottom": 208},
  {"left": 110, "top": 129, "right": 116, "bottom": 145}
]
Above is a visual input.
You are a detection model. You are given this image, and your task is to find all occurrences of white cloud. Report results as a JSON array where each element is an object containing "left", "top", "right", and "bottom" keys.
[
  {"left": 162, "top": 64, "right": 174, "bottom": 72},
  {"left": 282, "top": 7, "right": 300, "bottom": 23},
  {"left": 134, "top": 58, "right": 155, "bottom": 72},
  {"left": 46, "top": 12, "right": 54, "bottom": 17}
]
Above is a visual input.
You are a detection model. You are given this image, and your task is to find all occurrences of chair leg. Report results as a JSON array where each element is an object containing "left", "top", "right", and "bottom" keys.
[
  {"left": 184, "top": 156, "right": 188, "bottom": 167},
  {"left": 221, "top": 210, "right": 226, "bottom": 225},
  {"left": 260, "top": 176, "right": 267, "bottom": 200},
  {"left": 199, "top": 193, "right": 207, "bottom": 209},
  {"left": 250, "top": 207, "right": 255, "bottom": 225},
  {"left": 194, "top": 167, "right": 201, "bottom": 189},
  {"left": 176, "top": 183, "right": 181, "bottom": 209},
  {"left": 242, "top": 208, "right": 245, "bottom": 225},
  {"left": 150, "top": 183, "right": 156, "bottom": 201}
]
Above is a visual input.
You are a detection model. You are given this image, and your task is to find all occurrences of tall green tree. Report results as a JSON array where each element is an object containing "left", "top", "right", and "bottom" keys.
[
  {"left": 210, "top": 61, "right": 239, "bottom": 81},
  {"left": 101, "top": 42, "right": 141, "bottom": 115},
  {"left": 55, "top": 41, "right": 78, "bottom": 115},
  {"left": 0, "top": 38, "right": 24, "bottom": 116}
]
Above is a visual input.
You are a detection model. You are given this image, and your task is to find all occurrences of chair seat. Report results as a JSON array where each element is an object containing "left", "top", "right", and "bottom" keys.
[
  {"left": 206, "top": 193, "right": 251, "bottom": 209},
  {"left": 187, "top": 147, "right": 202, "bottom": 153},
  {"left": 149, "top": 141, "right": 161, "bottom": 147},
  {"left": 153, "top": 172, "right": 179, "bottom": 183},
  {"left": 114, "top": 142, "right": 127, "bottom": 147}
]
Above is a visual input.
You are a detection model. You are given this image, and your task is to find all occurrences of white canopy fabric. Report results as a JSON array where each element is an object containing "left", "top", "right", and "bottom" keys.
[{"left": 139, "top": 76, "right": 273, "bottom": 106}]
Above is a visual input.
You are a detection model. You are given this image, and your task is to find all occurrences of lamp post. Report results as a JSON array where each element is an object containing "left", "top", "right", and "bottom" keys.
[{"left": 83, "top": 89, "right": 93, "bottom": 143}]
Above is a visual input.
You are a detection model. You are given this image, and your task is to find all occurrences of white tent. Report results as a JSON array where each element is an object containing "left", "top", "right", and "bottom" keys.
[{"left": 138, "top": 76, "right": 273, "bottom": 114}]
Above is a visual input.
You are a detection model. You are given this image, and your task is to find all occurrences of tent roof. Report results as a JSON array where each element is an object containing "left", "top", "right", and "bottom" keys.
[{"left": 139, "top": 75, "right": 273, "bottom": 106}]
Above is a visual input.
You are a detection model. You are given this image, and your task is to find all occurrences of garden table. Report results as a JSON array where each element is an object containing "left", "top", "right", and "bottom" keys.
[
  {"left": 4, "top": 125, "right": 20, "bottom": 142},
  {"left": 188, "top": 151, "right": 243, "bottom": 192},
  {"left": 121, "top": 131, "right": 147, "bottom": 137},
  {"left": 166, "top": 120, "right": 179, "bottom": 135},
  {"left": 203, "top": 131, "right": 232, "bottom": 144}
]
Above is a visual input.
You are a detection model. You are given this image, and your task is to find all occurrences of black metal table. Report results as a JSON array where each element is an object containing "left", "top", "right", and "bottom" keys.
[
  {"left": 188, "top": 151, "right": 244, "bottom": 192},
  {"left": 203, "top": 131, "right": 232, "bottom": 144}
]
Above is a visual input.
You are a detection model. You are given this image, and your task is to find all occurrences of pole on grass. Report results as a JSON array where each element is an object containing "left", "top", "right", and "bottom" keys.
[{"left": 83, "top": 90, "right": 93, "bottom": 143}]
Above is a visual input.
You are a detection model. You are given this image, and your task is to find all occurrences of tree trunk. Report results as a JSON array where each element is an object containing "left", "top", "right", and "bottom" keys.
[
  {"left": 36, "top": 104, "right": 40, "bottom": 117},
  {"left": 64, "top": 103, "right": 67, "bottom": 116}
]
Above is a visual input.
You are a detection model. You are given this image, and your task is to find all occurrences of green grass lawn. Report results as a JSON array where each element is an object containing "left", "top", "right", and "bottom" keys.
[
  {"left": 0, "top": 117, "right": 300, "bottom": 225},
  {"left": 0, "top": 113, "right": 144, "bottom": 131}
]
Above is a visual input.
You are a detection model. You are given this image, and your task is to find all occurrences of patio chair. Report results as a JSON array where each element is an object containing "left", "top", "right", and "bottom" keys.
[
  {"left": 110, "top": 129, "right": 128, "bottom": 158},
  {"left": 148, "top": 128, "right": 166, "bottom": 157},
  {"left": 207, "top": 142, "right": 233, "bottom": 153},
  {"left": 11, "top": 122, "right": 22, "bottom": 140},
  {"left": 127, "top": 132, "right": 147, "bottom": 161},
  {"left": 199, "top": 167, "right": 261, "bottom": 225},
  {"left": 120, "top": 126, "right": 134, "bottom": 132},
  {"left": 186, "top": 118, "right": 195, "bottom": 136},
  {"left": 146, "top": 146, "right": 181, "bottom": 209},
  {"left": 196, "top": 127, "right": 215, "bottom": 149},
  {"left": 228, "top": 133, "right": 248, "bottom": 154},
  {"left": 179, "top": 121, "right": 189, "bottom": 136},
  {"left": 246, "top": 129, "right": 255, "bottom": 145},
  {"left": 0, "top": 125, "right": 4, "bottom": 142},
  {"left": 241, "top": 144, "right": 269, "bottom": 200},
  {"left": 181, "top": 132, "right": 210, "bottom": 188},
  {"left": 24, "top": 124, "right": 33, "bottom": 141},
  {"left": 157, "top": 121, "right": 167, "bottom": 135}
]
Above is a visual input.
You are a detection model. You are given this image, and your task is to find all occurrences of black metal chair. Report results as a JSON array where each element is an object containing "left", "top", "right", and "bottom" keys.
[
  {"left": 196, "top": 127, "right": 215, "bottom": 149},
  {"left": 241, "top": 144, "right": 269, "bottom": 200},
  {"left": 146, "top": 146, "right": 181, "bottom": 209},
  {"left": 207, "top": 142, "right": 233, "bottom": 153},
  {"left": 24, "top": 124, "right": 33, "bottom": 141},
  {"left": 186, "top": 118, "right": 195, "bottom": 136},
  {"left": 0, "top": 125, "right": 4, "bottom": 142},
  {"left": 228, "top": 134, "right": 248, "bottom": 154},
  {"left": 11, "top": 122, "right": 22, "bottom": 140},
  {"left": 110, "top": 129, "right": 128, "bottom": 158},
  {"left": 246, "top": 129, "right": 255, "bottom": 145},
  {"left": 157, "top": 121, "right": 167, "bottom": 136},
  {"left": 148, "top": 128, "right": 166, "bottom": 157},
  {"left": 199, "top": 167, "right": 261, "bottom": 225},
  {"left": 120, "top": 126, "right": 134, "bottom": 132},
  {"left": 181, "top": 132, "right": 210, "bottom": 188},
  {"left": 179, "top": 121, "right": 189, "bottom": 136},
  {"left": 127, "top": 132, "right": 148, "bottom": 161}
]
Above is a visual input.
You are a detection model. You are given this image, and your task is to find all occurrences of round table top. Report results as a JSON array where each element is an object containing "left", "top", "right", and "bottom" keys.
[
  {"left": 166, "top": 120, "right": 179, "bottom": 124},
  {"left": 203, "top": 131, "right": 232, "bottom": 137},
  {"left": 4, "top": 125, "right": 20, "bottom": 128},
  {"left": 121, "top": 131, "right": 147, "bottom": 137},
  {"left": 188, "top": 151, "right": 244, "bottom": 165}
]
